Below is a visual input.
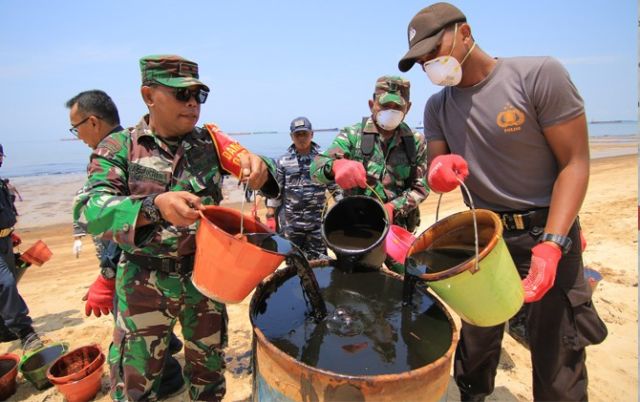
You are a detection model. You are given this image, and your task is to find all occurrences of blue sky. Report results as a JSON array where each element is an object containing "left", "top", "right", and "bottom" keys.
[{"left": 0, "top": 0, "right": 636, "bottom": 168}]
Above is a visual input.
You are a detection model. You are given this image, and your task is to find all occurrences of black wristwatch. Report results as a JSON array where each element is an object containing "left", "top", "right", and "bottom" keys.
[
  {"left": 100, "top": 266, "right": 116, "bottom": 280},
  {"left": 540, "top": 232, "right": 572, "bottom": 255},
  {"left": 141, "top": 194, "right": 162, "bottom": 224}
]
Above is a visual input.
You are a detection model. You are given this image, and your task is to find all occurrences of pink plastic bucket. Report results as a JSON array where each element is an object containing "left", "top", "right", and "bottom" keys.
[{"left": 385, "top": 225, "right": 416, "bottom": 264}]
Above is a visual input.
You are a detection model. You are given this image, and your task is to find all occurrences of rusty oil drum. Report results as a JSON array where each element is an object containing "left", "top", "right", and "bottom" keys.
[{"left": 249, "top": 260, "right": 458, "bottom": 402}]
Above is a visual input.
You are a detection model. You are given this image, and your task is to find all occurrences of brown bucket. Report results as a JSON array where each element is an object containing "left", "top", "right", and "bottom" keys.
[
  {"left": 20, "top": 240, "right": 53, "bottom": 266},
  {"left": 192, "top": 205, "right": 287, "bottom": 304},
  {"left": 0, "top": 353, "right": 20, "bottom": 400}
]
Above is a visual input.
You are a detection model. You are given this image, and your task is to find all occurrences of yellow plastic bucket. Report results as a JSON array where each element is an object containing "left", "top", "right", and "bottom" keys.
[{"left": 408, "top": 209, "right": 523, "bottom": 327}]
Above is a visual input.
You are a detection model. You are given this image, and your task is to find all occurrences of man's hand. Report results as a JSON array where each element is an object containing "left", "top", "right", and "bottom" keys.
[
  {"left": 522, "top": 242, "right": 562, "bottom": 303},
  {"left": 83, "top": 275, "right": 116, "bottom": 317},
  {"left": 154, "top": 191, "right": 203, "bottom": 227},
  {"left": 428, "top": 154, "right": 469, "bottom": 193},
  {"left": 73, "top": 238, "right": 83, "bottom": 258},
  {"left": 239, "top": 152, "right": 269, "bottom": 190},
  {"left": 10, "top": 233, "right": 21, "bottom": 247},
  {"left": 332, "top": 159, "right": 367, "bottom": 189}
]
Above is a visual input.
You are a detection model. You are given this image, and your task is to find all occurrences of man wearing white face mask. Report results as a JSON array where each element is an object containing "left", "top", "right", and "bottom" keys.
[
  {"left": 311, "top": 75, "right": 429, "bottom": 274},
  {"left": 399, "top": 3, "right": 607, "bottom": 401}
]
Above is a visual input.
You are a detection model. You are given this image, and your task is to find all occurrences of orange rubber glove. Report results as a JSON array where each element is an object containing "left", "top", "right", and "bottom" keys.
[
  {"left": 266, "top": 217, "right": 277, "bottom": 232},
  {"left": 82, "top": 275, "right": 115, "bottom": 317},
  {"left": 332, "top": 159, "right": 367, "bottom": 190},
  {"left": 580, "top": 230, "right": 587, "bottom": 252},
  {"left": 384, "top": 202, "right": 395, "bottom": 225},
  {"left": 522, "top": 243, "right": 562, "bottom": 303},
  {"left": 427, "top": 154, "right": 469, "bottom": 193}
]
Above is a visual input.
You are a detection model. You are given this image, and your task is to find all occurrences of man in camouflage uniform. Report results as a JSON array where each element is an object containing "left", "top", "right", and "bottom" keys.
[
  {"left": 310, "top": 76, "right": 429, "bottom": 273},
  {"left": 265, "top": 117, "right": 341, "bottom": 260},
  {"left": 67, "top": 89, "right": 185, "bottom": 398},
  {"left": 73, "top": 55, "right": 277, "bottom": 401}
]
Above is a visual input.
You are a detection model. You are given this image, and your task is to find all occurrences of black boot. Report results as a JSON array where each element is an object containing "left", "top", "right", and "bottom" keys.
[
  {"left": 168, "top": 332, "right": 183, "bottom": 355},
  {"left": 18, "top": 327, "right": 43, "bottom": 352},
  {"left": 157, "top": 355, "right": 184, "bottom": 399},
  {"left": 0, "top": 321, "right": 18, "bottom": 343}
]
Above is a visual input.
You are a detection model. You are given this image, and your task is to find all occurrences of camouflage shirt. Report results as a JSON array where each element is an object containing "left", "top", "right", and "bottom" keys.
[
  {"left": 73, "top": 115, "right": 276, "bottom": 258},
  {"left": 311, "top": 118, "right": 429, "bottom": 218},
  {"left": 267, "top": 142, "right": 341, "bottom": 230}
]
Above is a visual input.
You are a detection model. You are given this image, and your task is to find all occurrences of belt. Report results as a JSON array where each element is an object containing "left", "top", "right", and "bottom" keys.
[
  {"left": 495, "top": 208, "right": 548, "bottom": 231},
  {"left": 0, "top": 227, "right": 14, "bottom": 238},
  {"left": 124, "top": 252, "right": 194, "bottom": 275}
]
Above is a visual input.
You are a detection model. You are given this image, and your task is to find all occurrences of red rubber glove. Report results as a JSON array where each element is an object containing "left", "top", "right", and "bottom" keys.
[
  {"left": 266, "top": 217, "right": 276, "bottom": 232},
  {"left": 580, "top": 230, "right": 587, "bottom": 252},
  {"left": 10, "top": 233, "right": 21, "bottom": 247},
  {"left": 332, "top": 159, "right": 367, "bottom": 190},
  {"left": 522, "top": 243, "right": 562, "bottom": 303},
  {"left": 384, "top": 203, "right": 395, "bottom": 225},
  {"left": 82, "top": 275, "right": 115, "bottom": 317},
  {"left": 427, "top": 154, "right": 469, "bottom": 193}
]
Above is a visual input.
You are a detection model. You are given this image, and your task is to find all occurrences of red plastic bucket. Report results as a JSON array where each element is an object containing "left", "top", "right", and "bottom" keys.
[
  {"left": 192, "top": 205, "right": 287, "bottom": 304},
  {"left": 385, "top": 225, "right": 416, "bottom": 264},
  {"left": 0, "top": 353, "right": 20, "bottom": 400},
  {"left": 47, "top": 344, "right": 104, "bottom": 385},
  {"left": 53, "top": 361, "right": 104, "bottom": 402},
  {"left": 20, "top": 240, "right": 53, "bottom": 266}
]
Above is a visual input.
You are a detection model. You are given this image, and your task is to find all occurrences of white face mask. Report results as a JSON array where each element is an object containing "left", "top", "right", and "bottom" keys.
[
  {"left": 423, "top": 24, "right": 476, "bottom": 87},
  {"left": 375, "top": 109, "right": 405, "bottom": 131}
]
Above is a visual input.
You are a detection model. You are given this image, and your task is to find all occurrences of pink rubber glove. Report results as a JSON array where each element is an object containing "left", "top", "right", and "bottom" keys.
[
  {"left": 82, "top": 275, "right": 115, "bottom": 317},
  {"left": 332, "top": 159, "right": 367, "bottom": 190},
  {"left": 266, "top": 217, "right": 276, "bottom": 232},
  {"left": 522, "top": 243, "right": 562, "bottom": 303},
  {"left": 427, "top": 154, "right": 469, "bottom": 193},
  {"left": 384, "top": 203, "right": 395, "bottom": 225}
]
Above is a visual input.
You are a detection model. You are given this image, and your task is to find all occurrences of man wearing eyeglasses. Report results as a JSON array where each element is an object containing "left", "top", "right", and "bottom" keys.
[
  {"left": 398, "top": 3, "right": 607, "bottom": 401},
  {"left": 66, "top": 89, "right": 186, "bottom": 399},
  {"left": 73, "top": 54, "right": 278, "bottom": 401}
]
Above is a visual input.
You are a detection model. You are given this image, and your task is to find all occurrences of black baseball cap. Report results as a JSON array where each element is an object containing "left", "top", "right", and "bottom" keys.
[
  {"left": 290, "top": 117, "right": 313, "bottom": 134},
  {"left": 398, "top": 2, "right": 467, "bottom": 72}
]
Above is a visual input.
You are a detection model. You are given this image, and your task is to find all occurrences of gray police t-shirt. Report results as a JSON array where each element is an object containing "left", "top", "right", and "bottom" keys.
[{"left": 423, "top": 56, "right": 584, "bottom": 211}]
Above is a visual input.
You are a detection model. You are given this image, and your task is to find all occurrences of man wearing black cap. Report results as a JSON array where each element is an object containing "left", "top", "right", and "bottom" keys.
[
  {"left": 266, "top": 117, "right": 341, "bottom": 260},
  {"left": 0, "top": 144, "right": 43, "bottom": 351},
  {"left": 399, "top": 3, "right": 607, "bottom": 401}
]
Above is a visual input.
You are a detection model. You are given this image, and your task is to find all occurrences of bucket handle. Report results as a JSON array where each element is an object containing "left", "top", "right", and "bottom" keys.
[{"left": 434, "top": 179, "right": 480, "bottom": 274}]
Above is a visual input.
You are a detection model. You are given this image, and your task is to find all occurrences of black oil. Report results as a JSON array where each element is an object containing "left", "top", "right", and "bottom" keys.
[
  {"left": 21, "top": 344, "right": 66, "bottom": 372},
  {"left": 244, "top": 232, "right": 327, "bottom": 320},
  {"left": 0, "top": 359, "right": 16, "bottom": 377},
  {"left": 253, "top": 265, "right": 452, "bottom": 376},
  {"left": 409, "top": 247, "right": 476, "bottom": 274},
  {"left": 325, "top": 225, "right": 382, "bottom": 251}
]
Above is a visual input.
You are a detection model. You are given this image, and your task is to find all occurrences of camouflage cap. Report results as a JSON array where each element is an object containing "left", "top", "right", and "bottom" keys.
[
  {"left": 139, "top": 54, "right": 209, "bottom": 91},
  {"left": 374, "top": 76, "right": 410, "bottom": 107}
]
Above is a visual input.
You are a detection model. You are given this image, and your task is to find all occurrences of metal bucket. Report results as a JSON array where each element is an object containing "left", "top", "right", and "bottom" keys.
[
  {"left": 409, "top": 209, "right": 523, "bottom": 327},
  {"left": 249, "top": 261, "right": 458, "bottom": 402},
  {"left": 322, "top": 196, "right": 390, "bottom": 270}
]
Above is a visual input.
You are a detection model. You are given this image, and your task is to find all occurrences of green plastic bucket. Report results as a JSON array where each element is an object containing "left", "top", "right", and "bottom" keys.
[
  {"left": 19, "top": 342, "right": 68, "bottom": 390},
  {"left": 408, "top": 209, "right": 523, "bottom": 327}
]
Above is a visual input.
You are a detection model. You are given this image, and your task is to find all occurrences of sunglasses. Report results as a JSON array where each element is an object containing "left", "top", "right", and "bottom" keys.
[{"left": 162, "top": 86, "right": 209, "bottom": 104}]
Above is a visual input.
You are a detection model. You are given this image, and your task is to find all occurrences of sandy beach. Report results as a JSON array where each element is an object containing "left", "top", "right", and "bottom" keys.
[{"left": 0, "top": 136, "right": 637, "bottom": 402}]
